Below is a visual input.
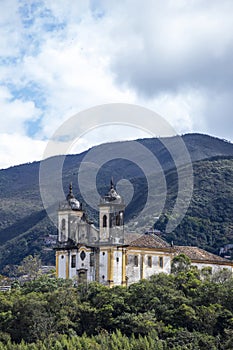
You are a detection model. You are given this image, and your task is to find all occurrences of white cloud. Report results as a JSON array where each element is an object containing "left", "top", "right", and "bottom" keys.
[
  {"left": 19, "top": 26, "right": 136, "bottom": 138},
  {"left": 0, "top": 133, "right": 45, "bottom": 169},
  {"left": 0, "top": 86, "right": 40, "bottom": 134},
  {"left": 0, "top": 0, "right": 233, "bottom": 169},
  {"left": 109, "top": 0, "right": 233, "bottom": 93},
  {"left": 0, "top": 0, "right": 22, "bottom": 57},
  {"left": 69, "top": 124, "right": 153, "bottom": 155}
]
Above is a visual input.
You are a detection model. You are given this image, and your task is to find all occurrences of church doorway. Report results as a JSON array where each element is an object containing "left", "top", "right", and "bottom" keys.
[{"left": 77, "top": 269, "right": 87, "bottom": 284}]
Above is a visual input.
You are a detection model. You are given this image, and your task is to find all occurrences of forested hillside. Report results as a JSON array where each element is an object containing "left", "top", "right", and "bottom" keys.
[
  {"left": 0, "top": 133, "right": 233, "bottom": 271},
  {"left": 155, "top": 158, "right": 233, "bottom": 255}
]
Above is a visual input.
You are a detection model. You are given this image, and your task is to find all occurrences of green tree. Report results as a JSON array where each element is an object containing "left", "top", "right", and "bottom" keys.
[
  {"left": 10, "top": 292, "right": 53, "bottom": 343},
  {"left": 17, "top": 255, "right": 41, "bottom": 280},
  {"left": 171, "top": 254, "right": 191, "bottom": 274}
]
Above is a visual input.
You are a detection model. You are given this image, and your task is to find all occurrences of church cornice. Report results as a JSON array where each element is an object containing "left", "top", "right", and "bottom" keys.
[
  {"left": 127, "top": 246, "right": 175, "bottom": 253},
  {"left": 189, "top": 258, "right": 233, "bottom": 266}
]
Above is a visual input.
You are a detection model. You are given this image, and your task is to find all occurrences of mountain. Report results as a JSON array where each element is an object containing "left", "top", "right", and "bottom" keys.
[
  {"left": 154, "top": 158, "right": 233, "bottom": 253},
  {"left": 0, "top": 133, "right": 233, "bottom": 273}
]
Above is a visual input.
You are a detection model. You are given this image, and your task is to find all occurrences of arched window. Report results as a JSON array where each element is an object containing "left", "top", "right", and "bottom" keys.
[
  {"left": 61, "top": 218, "right": 66, "bottom": 231},
  {"left": 116, "top": 214, "right": 120, "bottom": 226},
  {"left": 103, "top": 215, "right": 107, "bottom": 227},
  {"left": 148, "top": 256, "right": 152, "bottom": 267},
  {"left": 71, "top": 255, "right": 76, "bottom": 268}
]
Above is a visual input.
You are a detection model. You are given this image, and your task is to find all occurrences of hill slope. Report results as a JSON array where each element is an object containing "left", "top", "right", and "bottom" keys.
[
  {"left": 155, "top": 158, "right": 233, "bottom": 254},
  {"left": 0, "top": 133, "right": 233, "bottom": 272}
]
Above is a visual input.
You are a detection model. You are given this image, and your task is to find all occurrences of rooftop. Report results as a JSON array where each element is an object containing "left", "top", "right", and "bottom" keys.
[
  {"left": 174, "top": 245, "right": 231, "bottom": 263},
  {"left": 127, "top": 234, "right": 170, "bottom": 249}
]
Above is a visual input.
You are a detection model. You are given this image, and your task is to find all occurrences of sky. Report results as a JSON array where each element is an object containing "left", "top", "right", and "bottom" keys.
[{"left": 0, "top": 0, "right": 233, "bottom": 169}]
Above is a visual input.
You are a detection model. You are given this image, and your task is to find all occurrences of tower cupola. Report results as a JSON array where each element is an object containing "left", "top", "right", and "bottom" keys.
[{"left": 66, "top": 183, "right": 81, "bottom": 210}]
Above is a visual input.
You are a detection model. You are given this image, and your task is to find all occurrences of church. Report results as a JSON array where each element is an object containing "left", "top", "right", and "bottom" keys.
[{"left": 55, "top": 181, "right": 233, "bottom": 286}]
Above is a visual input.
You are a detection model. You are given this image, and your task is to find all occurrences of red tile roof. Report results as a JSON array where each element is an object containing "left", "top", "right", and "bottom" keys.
[
  {"left": 124, "top": 234, "right": 233, "bottom": 265},
  {"left": 127, "top": 234, "right": 170, "bottom": 249},
  {"left": 174, "top": 245, "right": 231, "bottom": 263},
  {"left": 124, "top": 233, "right": 141, "bottom": 244}
]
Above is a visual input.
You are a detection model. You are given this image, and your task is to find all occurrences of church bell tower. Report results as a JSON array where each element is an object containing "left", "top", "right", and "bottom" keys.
[{"left": 99, "top": 179, "right": 125, "bottom": 244}]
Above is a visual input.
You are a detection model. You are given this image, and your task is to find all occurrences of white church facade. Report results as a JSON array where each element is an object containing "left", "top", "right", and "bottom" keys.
[{"left": 55, "top": 182, "right": 233, "bottom": 286}]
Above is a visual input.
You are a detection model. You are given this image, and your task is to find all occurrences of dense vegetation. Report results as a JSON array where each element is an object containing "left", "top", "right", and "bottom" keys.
[
  {"left": 0, "top": 134, "right": 233, "bottom": 271},
  {"left": 0, "top": 264, "right": 233, "bottom": 349},
  {"left": 156, "top": 158, "right": 233, "bottom": 255}
]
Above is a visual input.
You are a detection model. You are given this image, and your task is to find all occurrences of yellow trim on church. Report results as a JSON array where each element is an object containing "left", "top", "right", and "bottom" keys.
[
  {"left": 66, "top": 253, "right": 69, "bottom": 279},
  {"left": 108, "top": 248, "right": 114, "bottom": 287}
]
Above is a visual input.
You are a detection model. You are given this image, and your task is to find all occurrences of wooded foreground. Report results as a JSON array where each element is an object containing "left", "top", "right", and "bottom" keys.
[{"left": 0, "top": 258, "right": 233, "bottom": 349}]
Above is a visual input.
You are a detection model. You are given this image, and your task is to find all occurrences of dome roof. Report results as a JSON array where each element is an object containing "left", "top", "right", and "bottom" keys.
[
  {"left": 66, "top": 183, "right": 81, "bottom": 210},
  {"left": 101, "top": 179, "right": 123, "bottom": 204}
]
